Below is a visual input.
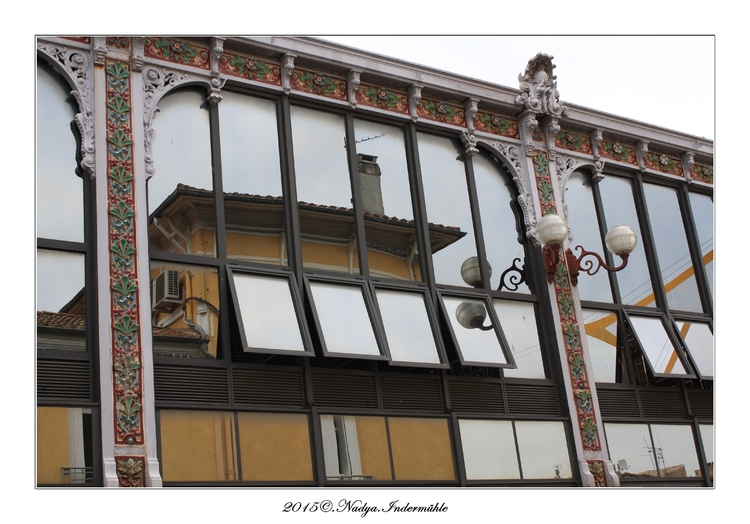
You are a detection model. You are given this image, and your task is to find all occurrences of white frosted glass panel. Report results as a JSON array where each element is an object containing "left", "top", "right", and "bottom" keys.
[
  {"left": 676, "top": 321, "right": 713, "bottom": 378},
  {"left": 443, "top": 296, "right": 507, "bottom": 365},
  {"left": 233, "top": 273, "right": 305, "bottom": 352},
  {"left": 219, "top": 91, "right": 282, "bottom": 196},
  {"left": 629, "top": 316, "right": 686, "bottom": 375},
  {"left": 605, "top": 423, "right": 656, "bottom": 476},
  {"left": 650, "top": 424, "right": 700, "bottom": 477},
  {"left": 375, "top": 289, "right": 441, "bottom": 364},
  {"left": 37, "top": 249, "right": 85, "bottom": 312},
  {"left": 459, "top": 420, "right": 519, "bottom": 479},
  {"left": 643, "top": 183, "right": 702, "bottom": 312},
  {"left": 37, "top": 61, "right": 84, "bottom": 243},
  {"left": 582, "top": 309, "right": 618, "bottom": 383},
  {"left": 564, "top": 172, "right": 612, "bottom": 302},
  {"left": 418, "top": 133, "right": 475, "bottom": 287},
  {"left": 310, "top": 282, "right": 380, "bottom": 357},
  {"left": 150, "top": 88, "right": 213, "bottom": 212},
  {"left": 494, "top": 300, "right": 544, "bottom": 378},
  {"left": 473, "top": 153, "right": 528, "bottom": 293},
  {"left": 515, "top": 421, "right": 571, "bottom": 479}
]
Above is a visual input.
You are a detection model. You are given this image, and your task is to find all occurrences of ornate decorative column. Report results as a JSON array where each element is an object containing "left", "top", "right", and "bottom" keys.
[
  {"left": 515, "top": 54, "right": 619, "bottom": 487},
  {"left": 93, "top": 37, "right": 161, "bottom": 487}
]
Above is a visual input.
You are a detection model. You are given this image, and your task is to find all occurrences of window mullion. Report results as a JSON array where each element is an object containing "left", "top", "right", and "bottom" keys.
[
  {"left": 279, "top": 96, "right": 304, "bottom": 283},
  {"left": 678, "top": 185, "right": 713, "bottom": 317},
  {"left": 344, "top": 114, "right": 370, "bottom": 277},
  {"left": 463, "top": 152, "right": 491, "bottom": 291}
]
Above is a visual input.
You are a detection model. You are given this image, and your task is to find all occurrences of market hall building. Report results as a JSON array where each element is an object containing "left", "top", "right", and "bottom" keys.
[{"left": 36, "top": 36, "right": 714, "bottom": 487}]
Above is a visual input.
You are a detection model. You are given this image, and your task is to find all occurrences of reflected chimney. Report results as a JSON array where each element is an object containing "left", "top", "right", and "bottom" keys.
[{"left": 357, "top": 154, "right": 384, "bottom": 215}]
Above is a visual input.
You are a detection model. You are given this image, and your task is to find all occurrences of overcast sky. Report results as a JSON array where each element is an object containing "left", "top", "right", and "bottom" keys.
[{"left": 320, "top": 36, "right": 714, "bottom": 140}]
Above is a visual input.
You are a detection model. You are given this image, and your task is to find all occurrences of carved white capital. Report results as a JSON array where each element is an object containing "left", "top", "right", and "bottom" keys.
[
  {"left": 38, "top": 42, "right": 96, "bottom": 179},
  {"left": 408, "top": 84, "right": 422, "bottom": 122},
  {"left": 516, "top": 53, "right": 569, "bottom": 118},
  {"left": 593, "top": 160, "right": 605, "bottom": 182},
  {"left": 681, "top": 151, "right": 695, "bottom": 184},
  {"left": 210, "top": 37, "right": 225, "bottom": 75},
  {"left": 208, "top": 76, "right": 226, "bottom": 105},
  {"left": 347, "top": 70, "right": 361, "bottom": 108},
  {"left": 92, "top": 37, "right": 107, "bottom": 66},
  {"left": 460, "top": 131, "right": 478, "bottom": 157},
  {"left": 517, "top": 111, "right": 539, "bottom": 157},
  {"left": 281, "top": 53, "right": 296, "bottom": 94},
  {"left": 636, "top": 140, "right": 649, "bottom": 172},
  {"left": 131, "top": 37, "right": 145, "bottom": 72},
  {"left": 464, "top": 98, "right": 479, "bottom": 133},
  {"left": 542, "top": 116, "right": 560, "bottom": 162}
]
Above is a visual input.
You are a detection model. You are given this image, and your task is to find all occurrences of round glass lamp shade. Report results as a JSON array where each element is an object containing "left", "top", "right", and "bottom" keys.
[
  {"left": 456, "top": 301, "right": 487, "bottom": 330},
  {"left": 460, "top": 257, "right": 491, "bottom": 287},
  {"left": 604, "top": 225, "right": 638, "bottom": 255},
  {"left": 535, "top": 213, "right": 569, "bottom": 246}
]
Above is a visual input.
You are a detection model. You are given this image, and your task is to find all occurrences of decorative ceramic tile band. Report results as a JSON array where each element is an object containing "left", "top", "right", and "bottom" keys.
[
  {"left": 106, "top": 37, "right": 130, "bottom": 50},
  {"left": 532, "top": 126, "right": 544, "bottom": 143},
  {"left": 692, "top": 163, "right": 714, "bottom": 184},
  {"left": 417, "top": 97, "right": 465, "bottom": 126},
  {"left": 290, "top": 69, "right": 347, "bottom": 100},
  {"left": 555, "top": 130, "right": 591, "bottom": 154},
  {"left": 474, "top": 112, "right": 519, "bottom": 138},
  {"left": 105, "top": 59, "right": 144, "bottom": 449},
  {"left": 587, "top": 459, "right": 607, "bottom": 487},
  {"left": 356, "top": 84, "right": 409, "bottom": 114},
  {"left": 599, "top": 140, "right": 637, "bottom": 164},
  {"left": 533, "top": 151, "right": 600, "bottom": 452},
  {"left": 219, "top": 52, "right": 281, "bottom": 86},
  {"left": 644, "top": 152, "right": 684, "bottom": 176},
  {"left": 145, "top": 37, "right": 210, "bottom": 69},
  {"left": 116, "top": 456, "right": 144, "bottom": 487}
]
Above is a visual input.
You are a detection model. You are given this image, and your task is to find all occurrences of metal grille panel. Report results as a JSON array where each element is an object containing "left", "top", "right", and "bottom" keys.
[
  {"left": 154, "top": 365, "right": 230, "bottom": 405},
  {"left": 447, "top": 379, "right": 505, "bottom": 414},
  {"left": 380, "top": 375, "right": 443, "bottom": 412},
  {"left": 686, "top": 388, "right": 713, "bottom": 420},
  {"left": 312, "top": 372, "right": 379, "bottom": 409},
  {"left": 505, "top": 383, "right": 559, "bottom": 416},
  {"left": 232, "top": 368, "right": 304, "bottom": 407},
  {"left": 597, "top": 388, "right": 641, "bottom": 419},
  {"left": 640, "top": 388, "right": 686, "bottom": 419},
  {"left": 37, "top": 359, "right": 92, "bottom": 401}
]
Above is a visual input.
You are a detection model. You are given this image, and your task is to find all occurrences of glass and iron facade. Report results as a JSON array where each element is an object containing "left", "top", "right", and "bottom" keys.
[{"left": 36, "top": 36, "right": 713, "bottom": 487}]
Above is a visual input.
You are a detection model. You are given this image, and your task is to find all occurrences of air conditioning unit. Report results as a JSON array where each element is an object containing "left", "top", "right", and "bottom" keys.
[{"left": 151, "top": 270, "right": 182, "bottom": 311}]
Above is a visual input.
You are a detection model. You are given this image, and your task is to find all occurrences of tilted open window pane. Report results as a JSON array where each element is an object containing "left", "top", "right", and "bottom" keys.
[
  {"left": 676, "top": 321, "right": 713, "bottom": 379},
  {"left": 307, "top": 280, "right": 383, "bottom": 358},
  {"left": 229, "top": 269, "right": 310, "bottom": 355},
  {"left": 581, "top": 309, "right": 619, "bottom": 383},
  {"left": 688, "top": 192, "right": 714, "bottom": 299},
  {"left": 374, "top": 287, "right": 443, "bottom": 366},
  {"left": 459, "top": 419, "right": 520, "bottom": 480},
  {"left": 627, "top": 314, "right": 692, "bottom": 377},
  {"left": 440, "top": 294, "right": 513, "bottom": 367}
]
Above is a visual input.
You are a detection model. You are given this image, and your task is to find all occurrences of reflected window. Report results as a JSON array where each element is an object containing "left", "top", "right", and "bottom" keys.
[
  {"left": 643, "top": 183, "right": 702, "bottom": 312},
  {"left": 494, "top": 300, "right": 544, "bottom": 378},
  {"left": 219, "top": 91, "right": 285, "bottom": 264},
  {"left": 627, "top": 314, "right": 692, "bottom": 377},
  {"left": 150, "top": 262, "right": 220, "bottom": 358},
  {"left": 459, "top": 419, "right": 519, "bottom": 479},
  {"left": 689, "top": 192, "right": 714, "bottom": 299},
  {"left": 388, "top": 417, "right": 455, "bottom": 481},
  {"left": 228, "top": 268, "right": 310, "bottom": 355},
  {"left": 37, "top": 250, "right": 86, "bottom": 352},
  {"left": 473, "top": 151, "right": 528, "bottom": 293},
  {"left": 581, "top": 309, "right": 618, "bottom": 383},
  {"left": 676, "top": 321, "right": 713, "bottom": 379},
  {"left": 149, "top": 88, "right": 215, "bottom": 256},
  {"left": 699, "top": 424, "right": 714, "bottom": 480},
  {"left": 37, "top": 406, "right": 94, "bottom": 485},
  {"left": 598, "top": 177, "right": 653, "bottom": 306},
  {"left": 37, "top": 59, "right": 84, "bottom": 243},
  {"left": 418, "top": 133, "right": 475, "bottom": 287},
  {"left": 606, "top": 423, "right": 702, "bottom": 479},
  {"left": 321, "top": 415, "right": 392, "bottom": 481},
  {"left": 564, "top": 172, "right": 612, "bottom": 302},
  {"left": 515, "top": 421, "right": 572, "bottom": 479}
]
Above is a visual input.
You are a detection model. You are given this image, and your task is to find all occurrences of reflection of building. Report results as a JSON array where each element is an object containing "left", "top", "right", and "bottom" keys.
[{"left": 37, "top": 36, "right": 713, "bottom": 488}]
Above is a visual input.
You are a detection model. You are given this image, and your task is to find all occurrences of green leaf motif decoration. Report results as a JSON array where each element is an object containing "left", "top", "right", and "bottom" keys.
[
  {"left": 229, "top": 55, "right": 271, "bottom": 80},
  {"left": 364, "top": 86, "right": 402, "bottom": 109},
  {"left": 423, "top": 100, "right": 458, "bottom": 122},
  {"left": 300, "top": 71, "right": 341, "bottom": 96},
  {"left": 154, "top": 38, "right": 198, "bottom": 63},
  {"left": 480, "top": 113, "right": 513, "bottom": 134},
  {"left": 113, "top": 275, "right": 138, "bottom": 296}
]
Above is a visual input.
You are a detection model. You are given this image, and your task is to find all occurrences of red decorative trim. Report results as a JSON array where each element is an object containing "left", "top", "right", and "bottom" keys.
[
  {"left": 474, "top": 112, "right": 520, "bottom": 138},
  {"left": 599, "top": 140, "right": 637, "bottom": 164},
  {"left": 144, "top": 37, "right": 210, "bottom": 69},
  {"left": 219, "top": 52, "right": 281, "bottom": 86},
  {"left": 60, "top": 37, "right": 91, "bottom": 44},
  {"left": 290, "top": 69, "right": 347, "bottom": 101},
  {"left": 356, "top": 83, "right": 409, "bottom": 115},
  {"left": 106, "top": 37, "right": 130, "bottom": 50},
  {"left": 555, "top": 130, "right": 592, "bottom": 154},
  {"left": 644, "top": 152, "right": 684, "bottom": 176},
  {"left": 691, "top": 163, "right": 714, "bottom": 184}
]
